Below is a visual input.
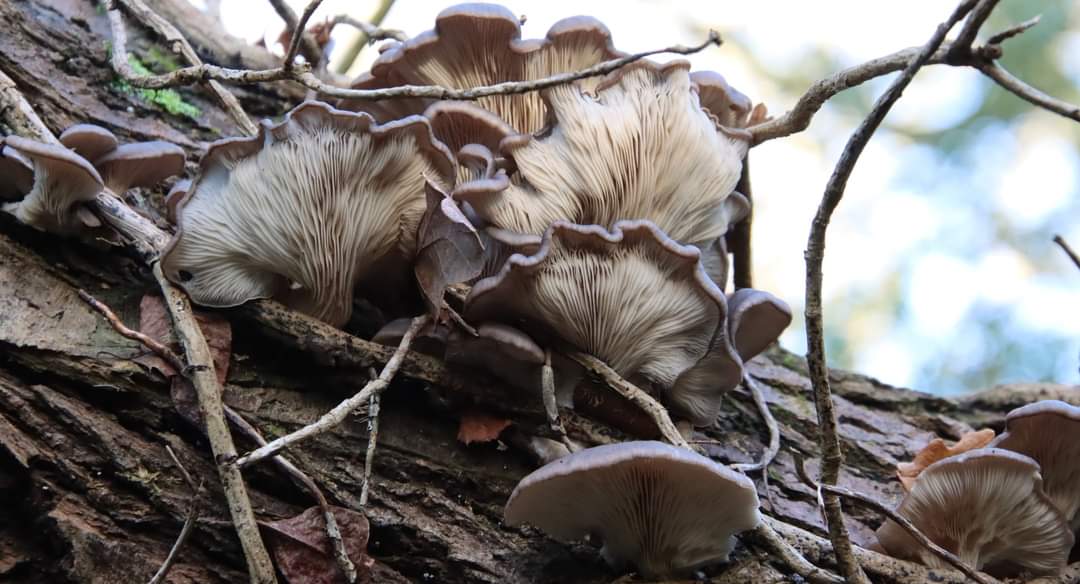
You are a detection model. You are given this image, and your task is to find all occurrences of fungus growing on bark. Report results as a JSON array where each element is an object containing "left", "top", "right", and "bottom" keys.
[
  {"left": 1, "top": 136, "right": 104, "bottom": 233},
  {"left": 876, "top": 448, "right": 1073, "bottom": 576},
  {"left": 0, "top": 141, "right": 33, "bottom": 201},
  {"left": 161, "top": 101, "right": 456, "bottom": 326},
  {"left": 372, "top": 317, "right": 449, "bottom": 358},
  {"left": 58, "top": 124, "right": 119, "bottom": 163},
  {"left": 165, "top": 178, "right": 191, "bottom": 224},
  {"left": 95, "top": 141, "right": 186, "bottom": 195},
  {"left": 466, "top": 220, "right": 742, "bottom": 425},
  {"left": 992, "top": 400, "right": 1080, "bottom": 530},
  {"left": 341, "top": 3, "right": 621, "bottom": 134},
  {"left": 895, "top": 428, "right": 996, "bottom": 491},
  {"left": 726, "top": 288, "right": 792, "bottom": 361},
  {"left": 504, "top": 440, "right": 760, "bottom": 578},
  {"left": 455, "top": 61, "right": 750, "bottom": 251}
]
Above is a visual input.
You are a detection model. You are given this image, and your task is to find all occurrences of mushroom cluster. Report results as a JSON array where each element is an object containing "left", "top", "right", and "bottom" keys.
[
  {"left": 877, "top": 400, "right": 1080, "bottom": 576},
  {"left": 1, "top": 125, "right": 184, "bottom": 234}
]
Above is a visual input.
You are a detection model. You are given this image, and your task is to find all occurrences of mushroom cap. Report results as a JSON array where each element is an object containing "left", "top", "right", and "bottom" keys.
[
  {"left": 422, "top": 101, "right": 517, "bottom": 164},
  {"left": 726, "top": 288, "right": 792, "bottom": 361},
  {"left": 2, "top": 136, "right": 103, "bottom": 234},
  {"left": 454, "top": 61, "right": 750, "bottom": 250},
  {"left": 992, "top": 400, "right": 1080, "bottom": 530},
  {"left": 0, "top": 141, "right": 34, "bottom": 201},
  {"left": 504, "top": 440, "right": 761, "bottom": 578},
  {"left": 689, "top": 71, "right": 754, "bottom": 129},
  {"left": 466, "top": 220, "right": 742, "bottom": 425},
  {"left": 340, "top": 3, "right": 622, "bottom": 133},
  {"left": 95, "top": 141, "right": 186, "bottom": 194},
  {"left": 164, "top": 178, "right": 191, "bottom": 224},
  {"left": 161, "top": 101, "right": 456, "bottom": 326},
  {"left": 58, "top": 124, "right": 119, "bottom": 163},
  {"left": 876, "top": 448, "right": 1074, "bottom": 576}
]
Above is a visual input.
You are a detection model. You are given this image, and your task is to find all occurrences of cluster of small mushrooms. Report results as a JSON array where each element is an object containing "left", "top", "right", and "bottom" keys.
[{"left": 1, "top": 2, "right": 1074, "bottom": 580}]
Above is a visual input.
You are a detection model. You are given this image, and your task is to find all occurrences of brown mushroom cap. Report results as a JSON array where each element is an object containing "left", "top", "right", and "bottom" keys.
[
  {"left": 161, "top": 101, "right": 456, "bottom": 326},
  {"left": 455, "top": 61, "right": 750, "bottom": 250},
  {"left": 504, "top": 440, "right": 761, "bottom": 578},
  {"left": 876, "top": 448, "right": 1074, "bottom": 576},
  {"left": 0, "top": 141, "right": 34, "bottom": 201},
  {"left": 96, "top": 141, "right": 186, "bottom": 194},
  {"left": 2, "top": 136, "right": 103, "bottom": 234},
  {"left": 58, "top": 124, "right": 119, "bottom": 163},
  {"left": 992, "top": 400, "right": 1080, "bottom": 530},
  {"left": 466, "top": 220, "right": 742, "bottom": 425},
  {"left": 726, "top": 288, "right": 792, "bottom": 361},
  {"left": 340, "top": 3, "right": 622, "bottom": 133},
  {"left": 690, "top": 71, "right": 753, "bottom": 129}
]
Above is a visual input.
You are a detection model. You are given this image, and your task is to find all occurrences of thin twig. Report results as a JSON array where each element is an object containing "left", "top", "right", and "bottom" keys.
[
  {"left": 1054, "top": 235, "right": 1080, "bottom": 271},
  {"left": 78, "top": 289, "right": 186, "bottom": 371},
  {"left": 540, "top": 349, "right": 569, "bottom": 443},
  {"left": 330, "top": 14, "right": 406, "bottom": 44},
  {"left": 742, "top": 522, "right": 843, "bottom": 584},
  {"left": 793, "top": 457, "right": 994, "bottom": 584},
  {"left": 283, "top": 0, "right": 326, "bottom": 70},
  {"left": 333, "top": 0, "right": 399, "bottom": 75},
  {"left": 84, "top": 31, "right": 721, "bottom": 102},
  {"left": 234, "top": 315, "right": 428, "bottom": 468},
  {"left": 0, "top": 70, "right": 59, "bottom": 144},
  {"left": 153, "top": 265, "right": 278, "bottom": 584},
  {"left": 946, "top": 0, "right": 1001, "bottom": 63},
  {"left": 267, "top": 0, "right": 323, "bottom": 66},
  {"left": 803, "top": 2, "right": 979, "bottom": 582},
  {"left": 224, "top": 408, "right": 358, "bottom": 584},
  {"left": 359, "top": 388, "right": 379, "bottom": 507},
  {"left": 976, "top": 60, "right": 1080, "bottom": 122},
  {"left": 149, "top": 448, "right": 203, "bottom": 584},
  {"left": 731, "top": 374, "right": 780, "bottom": 473},
  {"left": 565, "top": 351, "right": 691, "bottom": 450},
  {"left": 986, "top": 15, "right": 1041, "bottom": 45},
  {"left": 106, "top": 0, "right": 258, "bottom": 136}
]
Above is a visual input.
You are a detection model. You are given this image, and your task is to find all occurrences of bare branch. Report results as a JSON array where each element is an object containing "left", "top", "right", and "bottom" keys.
[
  {"left": 731, "top": 374, "right": 780, "bottom": 473},
  {"left": 565, "top": 351, "right": 691, "bottom": 450},
  {"left": 946, "top": 0, "right": 1001, "bottom": 63},
  {"left": 1054, "top": 235, "right": 1080, "bottom": 272},
  {"left": 0, "top": 70, "right": 58, "bottom": 144},
  {"left": 742, "top": 522, "right": 843, "bottom": 584},
  {"left": 106, "top": 0, "right": 258, "bottom": 136},
  {"left": 794, "top": 457, "right": 996, "bottom": 584},
  {"left": 78, "top": 289, "right": 185, "bottom": 372},
  {"left": 333, "top": 0, "right": 399, "bottom": 75},
  {"left": 234, "top": 315, "right": 428, "bottom": 468},
  {"left": 330, "top": 14, "right": 406, "bottom": 44},
  {"left": 267, "top": 0, "right": 323, "bottom": 66},
  {"left": 977, "top": 60, "right": 1080, "bottom": 122},
  {"left": 986, "top": 15, "right": 1041, "bottom": 46},
  {"left": 359, "top": 383, "right": 379, "bottom": 508},
  {"left": 149, "top": 448, "right": 203, "bottom": 584},
  {"left": 803, "top": 2, "right": 979, "bottom": 582},
  {"left": 153, "top": 264, "right": 278, "bottom": 584},
  {"left": 284, "top": 0, "right": 326, "bottom": 70}
]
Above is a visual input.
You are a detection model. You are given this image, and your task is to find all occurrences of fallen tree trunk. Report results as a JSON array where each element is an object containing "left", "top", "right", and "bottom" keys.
[{"left": 0, "top": 1, "right": 1077, "bottom": 583}]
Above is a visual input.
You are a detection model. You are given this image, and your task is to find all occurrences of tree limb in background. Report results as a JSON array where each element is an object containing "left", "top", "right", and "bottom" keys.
[
  {"left": 333, "top": 0, "right": 400, "bottom": 75},
  {"left": 802, "top": 1, "right": 980, "bottom": 582},
  {"left": 267, "top": 0, "right": 323, "bottom": 66},
  {"left": 1054, "top": 235, "right": 1080, "bottom": 272},
  {"left": 283, "top": 0, "right": 326, "bottom": 70}
]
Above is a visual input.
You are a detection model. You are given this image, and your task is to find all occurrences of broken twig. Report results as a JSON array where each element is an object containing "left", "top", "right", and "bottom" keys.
[{"left": 1054, "top": 235, "right": 1080, "bottom": 271}]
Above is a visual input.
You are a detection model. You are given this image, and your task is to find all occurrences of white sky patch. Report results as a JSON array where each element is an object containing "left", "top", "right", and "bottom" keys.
[
  {"left": 855, "top": 337, "right": 916, "bottom": 388},
  {"left": 907, "top": 253, "right": 978, "bottom": 337},
  {"left": 995, "top": 133, "right": 1079, "bottom": 228}
]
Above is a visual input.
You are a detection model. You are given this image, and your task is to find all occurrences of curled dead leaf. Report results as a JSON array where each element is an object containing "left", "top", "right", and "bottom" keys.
[
  {"left": 414, "top": 181, "right": 484, "bottom": 318},
  {"left": 262, "top": 505, "right": 374, "bottom": 584},
  {"left": 136, "top": 294, "right": 232, "bottom": 385},
  {"left": 896, "top": 428, "right": 996, "bottom": 491}
]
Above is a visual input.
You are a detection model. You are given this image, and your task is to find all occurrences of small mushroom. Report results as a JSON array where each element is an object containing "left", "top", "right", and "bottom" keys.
[
  {"left": 58, "top": 124, "right": 119, "bottom": 163},
  {"left": 95, "top": 141, "right": 186, "bottom": 194},
  {"left": 726, "top": 288, "right": 792, "bottom": 362},
  {"left": 161, "top": 101, "right": 456, "bottom": 326},
  {"left": 876, "top": 448, "right": 1074, "bottom": 576},
  {"left": 504, "top": 440, "right": 761, "bottom": 578},
  {"left": 466, "top": 220, "right": 742, "bottom": 426},
  {"left": 0, "top": 141, "right": 33, "bottom": 201},
  {"left": 991, "top": 400, "right": 1080, "bottom": 530},
  {"left": 341, "top": 3, "right": 621, "bottom": 134},
  {"left": 164, "top": 178, "right": 191, "bottom": 224},
  {"left": 1, "top": 136, "right": 104, "bottom": 233},
  {"left": 454, "top": 61, "right": 750, "bottom": 251}
]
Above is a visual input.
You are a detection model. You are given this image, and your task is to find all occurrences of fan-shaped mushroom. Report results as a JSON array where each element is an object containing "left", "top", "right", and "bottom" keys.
[
  {"left": 95, "top": 141, "right": 186, "bottom": 195},
  {"left": 0, "top": 141, "right": 33, "bottom": 201},
  {"left": 726, "top": 288, "right": 792, "bottom": 362},
  {"left": 161, "top": 101, "right": 456, "bottom": 326},
  {"left": 455, "top": 61, "right": 750, "bottom": 252},
  {"left": 992, "top": 400, "right": 1080, "bottom": 530},
  {"left": 466, "top": 220, "right": 742, "bottom": 425},
  {"left": 504, "top": 440, "right": 760, "bottom": 578},
  {"left": 876, "top": 448, "right": 1073, "bottom": 576},
  {"left": 340, "top": 3, "right": 621, "bottom": 134},
  {"left": 58, "top": 124, "right": 119, "bottom": 163},
  {"left": 1, "top": 136, "right": 103, "bottom": 234}
]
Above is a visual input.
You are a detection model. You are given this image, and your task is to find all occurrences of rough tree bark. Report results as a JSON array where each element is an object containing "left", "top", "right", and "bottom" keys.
[{"left": 0, "top": 1, "right": 1077, "bottom": 583}]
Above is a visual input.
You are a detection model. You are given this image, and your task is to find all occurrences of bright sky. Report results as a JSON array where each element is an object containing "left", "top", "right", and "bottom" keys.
[{"left": 204, "top": 0, "right": 1080, "bottom": 394}]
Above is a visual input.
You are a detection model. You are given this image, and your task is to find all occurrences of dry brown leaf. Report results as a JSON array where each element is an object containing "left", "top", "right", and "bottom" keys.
[
  {"left": 896, "top": 428, "right": 996, "bottom": 490},
  {"left": 414, "top": 181, "right": 484, "bottom": 318},
  {"left": 262, "top": 505, "right": 374, "bottom": 584},
  {"left": 136, "top": 294, "right": 232, "bottom": 385},
  {"left": 457, "top": 411, "right": 512, "bottom": 445}
]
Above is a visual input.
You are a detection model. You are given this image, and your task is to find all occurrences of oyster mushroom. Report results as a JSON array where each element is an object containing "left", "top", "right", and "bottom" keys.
[
  {"left": 992, "top": 400, "right": 1080, "bottom": 530},
  {"left": 504, "top": 440, "right": 760, "bottom": 578},
  {"left": 341, "top": 3, "right": 621, "bottom": 133},
  {"left": 466, "top": 220, "right": 742, "bottom": 426},
  {"left": 726, "top": 288, "right": 792, "bottom": 362},
  {"left": 95, "top": 141, "right": 186, "bottom": 195},
  {"left": 455, "top": 61, "right": 750, "bottom": 252},
  {"left": 161, "top": 101, "right": 456, "bottom": 326},
  {"left": 1, "top": 136, "right": 104, "bottom": 233},
  {"left": 0, "top": 142, "right": 33, "bottom": 201},
  {"left": 58, "top": 124, "right": 119, "bottom": 163},
  {"left": 876, "top": 448, "right": 1073, "bottom": 576}
]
